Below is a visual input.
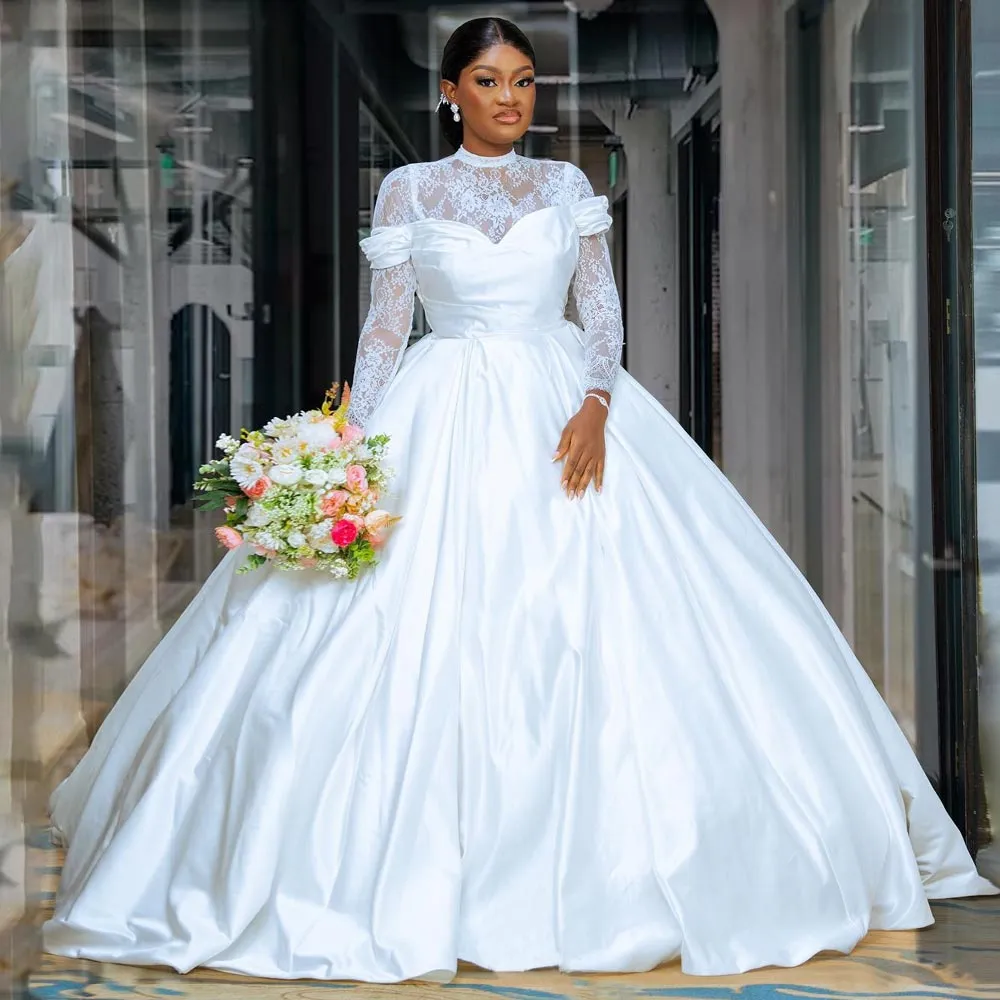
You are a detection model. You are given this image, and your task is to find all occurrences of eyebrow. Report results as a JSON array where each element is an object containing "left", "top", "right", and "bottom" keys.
[{"left": 470, "top": 64, "right": 534, "bottom": 74}]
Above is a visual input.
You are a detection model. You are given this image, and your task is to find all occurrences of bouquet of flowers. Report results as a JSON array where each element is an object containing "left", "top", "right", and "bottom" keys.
[{"left": 193, "top": 383, "right": 399, "bottom": 579}]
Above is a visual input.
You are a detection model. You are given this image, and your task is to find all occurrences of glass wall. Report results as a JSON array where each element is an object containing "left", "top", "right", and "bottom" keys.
[
  {"left": 847, "top": 0, "right": 928, "bottom": 748},
  {"left": 973, "top": 0, "right": 1000, "bottom": 881},
  {"left": 0, "top": 0, "right": 254, "bottom": 972},
  {"left": 796, "top": 0, "right": 939, "bottom": 772}
]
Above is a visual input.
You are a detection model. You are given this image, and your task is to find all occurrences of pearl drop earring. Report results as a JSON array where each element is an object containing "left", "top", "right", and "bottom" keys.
[{"left": 450, "top": 102, "right": 461, "bottom": 123}]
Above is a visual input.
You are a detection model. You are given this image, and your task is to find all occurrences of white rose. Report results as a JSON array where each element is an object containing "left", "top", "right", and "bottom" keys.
[
  {"left": 326, "top": 467, "right": 347, "bottom": 486},
  {"left": 304, "top": 469, "right": 328, "bottom": 487},
  {"left": 307, "top": 520, "right": 337, "bottom": 553},
  {"left": 286, "top": 531, "right": 307, "bottom": 549},
  {"left": 296, "top": 420, "right": 341, "bottom": 451},
  {"left": 269, "top": 464, "right": 303, "bottom": 487},
  {"left": 245, "top": 504, "right": 273, "bottom": 527}
]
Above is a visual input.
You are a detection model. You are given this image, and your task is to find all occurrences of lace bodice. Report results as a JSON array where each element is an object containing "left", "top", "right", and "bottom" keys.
[{"left": 348, "top": 146, "right": 624, "bottom": 429}]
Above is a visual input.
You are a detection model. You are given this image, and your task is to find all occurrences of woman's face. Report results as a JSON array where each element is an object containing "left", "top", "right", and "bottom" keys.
[{"left": 442, "top": 42, "right": 535, "bottom": 151}]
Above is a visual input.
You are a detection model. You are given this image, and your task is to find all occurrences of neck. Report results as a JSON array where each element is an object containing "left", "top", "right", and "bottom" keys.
[{"left": 459, "top": 135, "right": 515, "bottom": 159}]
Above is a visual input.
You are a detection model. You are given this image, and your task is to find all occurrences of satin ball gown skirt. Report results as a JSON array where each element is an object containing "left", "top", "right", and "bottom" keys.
[{"left": 43, "top": 321, "right": 997, "bottom": 982}]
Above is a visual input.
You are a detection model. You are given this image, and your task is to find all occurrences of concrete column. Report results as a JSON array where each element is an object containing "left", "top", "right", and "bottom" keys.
[
  {"left": 616, "top": 111, "right": 679, "bottom": 415},
  {"left": 706, "top": 0, "right": 799, "bottom": 555}
]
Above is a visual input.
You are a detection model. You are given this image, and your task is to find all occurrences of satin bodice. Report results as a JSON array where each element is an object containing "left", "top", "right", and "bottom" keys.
[{"left": 362, "top": 200, "right": 611, "bottom": 339}]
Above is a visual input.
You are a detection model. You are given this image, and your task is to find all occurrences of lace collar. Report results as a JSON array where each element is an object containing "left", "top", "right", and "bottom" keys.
[{"left": 454, "top": 145, "right": 518, "bottom": 168}]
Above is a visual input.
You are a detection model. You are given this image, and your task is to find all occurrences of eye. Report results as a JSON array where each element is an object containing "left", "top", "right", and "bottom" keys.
[
  {"left": 475, "top": 77, "right": 497, "bottom": 87},
  {"left": 516, "top": 77, "right": 535, "bottom": 87}
]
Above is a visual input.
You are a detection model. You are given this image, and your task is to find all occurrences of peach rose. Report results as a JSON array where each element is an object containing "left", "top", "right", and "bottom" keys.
[
  {"left": 330, "top": 518, "right": 359, "bottom": 548},
  {"left": 320, "top": 489, "right": 350, "bottom": 518},
  {"left": 342, "top": 513, "right": 365, "bottom": 530},
  {"left": 341, "top": 424, "right": 364, "bottom": 446},
  {"left": 345, "top": 464, "right": 368, "bottom": 493},
  {"left": 214, "top": 526, "right": 242, "bottom": 550},
  {"left": 243, "top": 476, "right": 271, "bottom": 500},
  {"left": 364, "top": 509, "right": 394, "bottom": 534},
  {"left": 224, "top": 495, "right": 239, "bottom": 511},
  {"left": 253, "top": 544, "right": 275, "bottom": 557}
]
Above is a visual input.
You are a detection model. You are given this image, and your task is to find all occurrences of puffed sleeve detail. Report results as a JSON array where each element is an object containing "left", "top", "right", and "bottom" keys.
[
  {"left": 359, "top": 225, "right": 413, "bottom": 269},
  {"left": 570, "top": 195, "right": 613, "bottom": 237}
]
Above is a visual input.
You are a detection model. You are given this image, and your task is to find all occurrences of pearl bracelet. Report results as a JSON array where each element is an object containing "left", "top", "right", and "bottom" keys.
[{"left": 584, "top": 392, "right": 610, "bottom": 412}]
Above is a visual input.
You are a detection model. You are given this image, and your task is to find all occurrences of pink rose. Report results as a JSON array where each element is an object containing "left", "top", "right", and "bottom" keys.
[
  {"left": 320, "top": 489, "right": 350, "bottom": 518},
  {"left": 330, "top": 518, "right": 359, "bottom": 548},
  {"left": 345, "top": 464, "right": 368, "bottom": 493},
  {"left": 214, "top": 526, "right": 242, "bottom": 550},
  {"left": 243, "top": 476, "right": 271, "bottom": 500},
  {"left": 253, "top": 544, "right": 275, "bottom": 557},
  {"left": 342, "top": 513, "right": 365, "bottom": 530},
  {"left": 341, "top": 424, "right": 364, "bottom": 446},
  {"left": 224, "top": 495, "right": 239, "bottom": 511}
]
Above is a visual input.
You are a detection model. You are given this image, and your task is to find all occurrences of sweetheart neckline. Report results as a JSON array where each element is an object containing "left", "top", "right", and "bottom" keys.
[{"left": 410, "top": 204, "right": 566, "bottom": 247}]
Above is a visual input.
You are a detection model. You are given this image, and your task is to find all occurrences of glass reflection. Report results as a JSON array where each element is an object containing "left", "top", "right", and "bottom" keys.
[
  {"left": 847, "top": 0, "right": 932, "bottom": 749},
  {"left": 0, "top": 0, "right": 253, "bottom": 977},
  {"left": 973, "top": 0, "right": 1000, "bottom": 884}
]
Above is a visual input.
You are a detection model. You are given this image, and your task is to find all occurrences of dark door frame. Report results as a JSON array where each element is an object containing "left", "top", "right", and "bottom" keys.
[
  {"left": 678, "top": 114, "right": 721, "bottom": 459},
  {"left": 923, "top": 0, "right": 984, "bottom": 849}
]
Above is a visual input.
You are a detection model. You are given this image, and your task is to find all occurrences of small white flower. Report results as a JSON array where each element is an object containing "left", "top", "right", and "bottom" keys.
[
  {"left": 255, "top": 530, "right": 285, "bottom": 550},
  {"left": 286, "top": 530, "right": 307, "bottom": 549},
  {"left": 270, "top": 439, "right": 304, "bottom": 463},
  {"left": 353, "top": 445, "right": 373, "bottom": 461},
  {"left": 329, "top": 562, "right": 349, "bottom": 579},
  {"left": 269, "top": 464, "right": 303, "bottom": 487},
  {"left": 304, "top": 469, "right": 328, "bottom": 487},
  {"left": 215, "top": 433, "right": 238, "bottom": 452},
  {"left": 263, "top": 417, "right": 294, "bottom": 438},
  {"left": 326, "top": 467, "right": 347, "bottom": 486}
]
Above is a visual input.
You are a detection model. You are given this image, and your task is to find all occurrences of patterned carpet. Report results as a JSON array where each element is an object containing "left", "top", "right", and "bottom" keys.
[{"left": 27, "top": 828, "right": 1000, "bottom": 1000}]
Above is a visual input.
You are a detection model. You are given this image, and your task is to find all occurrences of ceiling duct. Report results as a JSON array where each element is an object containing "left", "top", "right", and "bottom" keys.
[{"left": 397, "top": 3, "right": 713, "bottom": 112}]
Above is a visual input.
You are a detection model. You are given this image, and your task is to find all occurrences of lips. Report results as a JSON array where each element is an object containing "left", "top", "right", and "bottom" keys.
[{"left": 493, "top": 112, "right": 522, "bottom": 124}]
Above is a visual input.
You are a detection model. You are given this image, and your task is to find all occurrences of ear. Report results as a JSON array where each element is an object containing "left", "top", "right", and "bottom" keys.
[{"left": 440, "top": 79, "right": 458, "bottom": 104}]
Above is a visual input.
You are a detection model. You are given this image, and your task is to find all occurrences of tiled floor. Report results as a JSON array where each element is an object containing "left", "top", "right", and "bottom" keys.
[{"left": 26, "top": 828, "right": 1000, "bottom": 1000}]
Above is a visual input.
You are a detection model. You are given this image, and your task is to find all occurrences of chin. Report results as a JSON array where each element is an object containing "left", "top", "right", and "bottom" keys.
[{"left": 485, "top": 124, "right": 531, "bottom": 145}]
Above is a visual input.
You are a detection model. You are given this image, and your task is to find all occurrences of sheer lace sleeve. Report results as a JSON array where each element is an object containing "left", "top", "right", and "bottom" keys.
[
  {"left": 565, "top": 165, "right": 624, "bottom": 396},
  {"left": 348, "top": 167, "right": 417, "bottom": 429}
]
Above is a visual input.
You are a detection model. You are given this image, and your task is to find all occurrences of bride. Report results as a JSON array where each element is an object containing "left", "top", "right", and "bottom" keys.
[{"left": 44, "top": 15, "right": 996, "bottom": 982}]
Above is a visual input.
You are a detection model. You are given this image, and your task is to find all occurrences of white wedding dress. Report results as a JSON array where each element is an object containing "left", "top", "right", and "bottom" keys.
[{"left": 44, "top": 146, "right": 996, "bottom": 982}]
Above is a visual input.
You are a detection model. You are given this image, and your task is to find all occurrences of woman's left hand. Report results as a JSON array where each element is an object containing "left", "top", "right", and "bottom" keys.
[{"left": 553, "top": 393, "right": 609, "bottom": 498}]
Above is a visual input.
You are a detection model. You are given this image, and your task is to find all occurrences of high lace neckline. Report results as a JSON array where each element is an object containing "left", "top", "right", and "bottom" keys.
[{"left": 454, "top": 145, "right": 518, "bottom": 168}]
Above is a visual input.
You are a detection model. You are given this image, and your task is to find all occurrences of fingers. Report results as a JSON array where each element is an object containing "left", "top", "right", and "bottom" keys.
[
  {"left": 560, "top": 441, "right": 581, "bottom": 495},
  {"left": 552, "top": 426, "right": 571, "bottom": 463},
  {"left": 565, "top": 455, "right": 596, "bottom": 498},
  {"left": 595, "top": 458, "right": 605, "bottom": 494}
]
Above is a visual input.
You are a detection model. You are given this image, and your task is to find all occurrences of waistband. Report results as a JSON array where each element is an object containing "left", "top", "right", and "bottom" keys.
[{"left": 424, "top": 319, "right": 581, "bottom": 347}]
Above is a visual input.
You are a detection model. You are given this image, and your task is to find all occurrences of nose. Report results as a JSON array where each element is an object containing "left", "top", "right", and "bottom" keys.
[{"left": 497, "top": 81, "right": 518, "bottom": 105}]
